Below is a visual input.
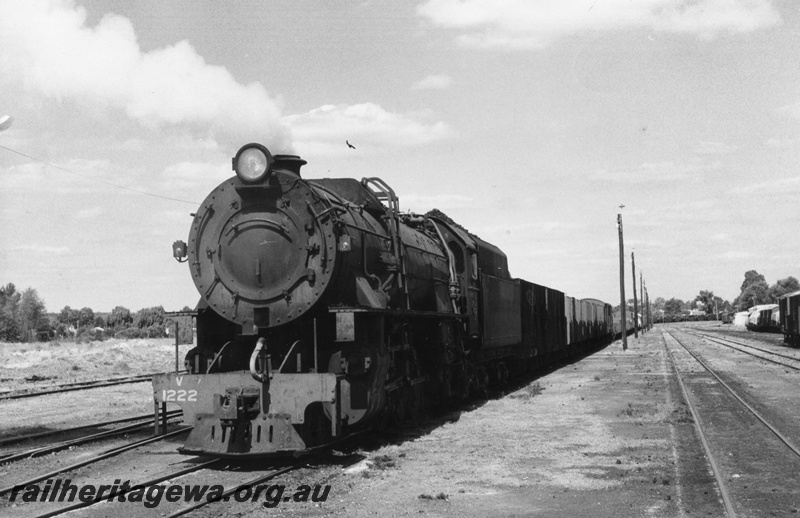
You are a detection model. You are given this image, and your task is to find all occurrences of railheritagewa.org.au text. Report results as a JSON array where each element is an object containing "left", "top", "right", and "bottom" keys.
[{"left": 10, "top": 479, "right": 331, "bottom": 509}]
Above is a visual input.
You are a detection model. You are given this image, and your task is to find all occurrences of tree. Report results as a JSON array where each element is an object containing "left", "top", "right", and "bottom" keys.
[
  {"left": 734, "top": 270, "right": 769, "bottom": 310},
  {"left": 128, "top": 306, "right": 167, "bottom": 338},
  {"left": 77, "top": 307, "right": 95, "bottom": 328},
  {"left": 0, "top": 283, "right": 21, "bottom": 342},
  {"left": 107, "top": 306, "right": 133, "bottom": 331},
  {"left": 19, "top": 288, "right": 48, "bottom": 342},
  {"left": 663, "top": 298, "right": 685, "bottom": 318},
  {"left": 693, "top": 290, "right": 715, "bottom": 312},
  {"left": 712, "top": 296, "right": 731, "bottom": 316},
  {"left": 134, "top": 306, "right": 166, "bottom": 329},
  {"left": 767, "top": 276, "right": 800, "bottom": 302},
  {"left": 58, "top": 306, "right": 79, "bottom": 327}
]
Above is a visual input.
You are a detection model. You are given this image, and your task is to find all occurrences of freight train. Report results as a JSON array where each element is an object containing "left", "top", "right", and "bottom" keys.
[
  {"left": 746, "top": 304, "right": 780, "bottom": 332},
  {"left": 779, "top": 290, "right": 800, "bottom": 346},
  {"left": 153, "top": 143, "right": 618, "bottom": 457}
]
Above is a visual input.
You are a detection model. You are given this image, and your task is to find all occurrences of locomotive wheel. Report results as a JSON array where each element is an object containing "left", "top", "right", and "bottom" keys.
[
  {"left": 395, "top": 390, "right": 408, "bottom": 422},
  {"left": 494, "top": 363, "right": 509, "bottom": 386},
  {"left": 405, "top": 385, "right": 424, "bottom": 422},
  {"left": 472, "top": 366, "right": 489, "bottom": 397},
  {"left": 301, "top": 403, "right": 331, "bottom": 447},
  {"left": 386, "top": 389, "right": 407, "bottom": 424}
]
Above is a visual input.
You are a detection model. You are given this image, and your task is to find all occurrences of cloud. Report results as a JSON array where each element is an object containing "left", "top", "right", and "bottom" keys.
[
  {"left": 719, "top": 250, "right": 755, "bottom": 259},
  {"left": 778, "top": 101, "right": 800, "bottom": 120},
  {"left": 401, "top": 193, "right": 475, "bottom": 212},
  {"left": 0, "top": 0, "right": 290, "bottom": 149},
  {"left": 765, "top": 136, "right": 798, "bottom": 149},
  {"left": 730, "top": 175, "right": 800, "bottom": 195},
  {"left": 473, "top": 220, "right": 581, "bottom": 236},
  {"left": 590, "top": 160, "right": 719, "bottom": 182},
  {"left": 694, "top": 141, "right": 736, "bottom": 155},
  {"left": 12, "top": 244, "right": 70, "bottom": 255},
  {"left": 412, "top": 74, "right": 453, "bottom": 90},
  {"left": 1, "top": 159, "right": 112, "bottom": 193},
  {"left": 160, "top": 160, "right": 229, "bottom": 191},
  {"left": 283, "top": 103, "right": 451, "bottom": 156},
  {"left": 417, "top": 0, "right": 781, "bottom": 49},
  {"left": 75, "top": 206, "right": 104, "bottom": 220}
]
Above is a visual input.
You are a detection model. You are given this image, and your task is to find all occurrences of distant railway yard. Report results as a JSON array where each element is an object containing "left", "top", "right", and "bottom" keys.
[
  {"left": 1, "top": 322, "right": 800, "bottom": 517},
  {"left": 5, "top": 2, "right": 800, "bottom": 517}
]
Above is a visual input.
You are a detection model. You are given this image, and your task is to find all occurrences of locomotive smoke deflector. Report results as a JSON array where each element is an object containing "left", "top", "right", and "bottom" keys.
[{"left": 232, "top": 143, "right": 274, "bottom": 183}]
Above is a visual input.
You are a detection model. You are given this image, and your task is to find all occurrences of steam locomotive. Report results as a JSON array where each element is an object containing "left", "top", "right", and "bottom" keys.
[{"left": 153, "top": 143, "right": 615, "bottom": 457}]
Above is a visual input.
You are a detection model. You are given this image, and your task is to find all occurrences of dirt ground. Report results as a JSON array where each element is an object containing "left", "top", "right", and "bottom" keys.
[
  {"left": 0, "top": 338, "right": 193, "bottom": 438},
  {"left": 0, "top": 328, "right": 724, "bottom": 517},
  {"left": 190, "top": 327, "right": 718, "bottom": 518},
  {"left": 0, "top": 337, "right": 192, "bottom": 390}
]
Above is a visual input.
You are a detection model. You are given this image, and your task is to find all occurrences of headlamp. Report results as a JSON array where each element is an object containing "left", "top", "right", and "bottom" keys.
[{"left": 233, "top": 143, "right": 273, "bottom": 183}]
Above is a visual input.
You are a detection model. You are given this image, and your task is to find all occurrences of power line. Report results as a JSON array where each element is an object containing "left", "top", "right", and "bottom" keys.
[{"left": 0, "top": 143, "right": 200, "bottom": 205}]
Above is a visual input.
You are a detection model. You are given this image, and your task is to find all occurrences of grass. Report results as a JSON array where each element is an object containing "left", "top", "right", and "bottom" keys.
[
  {"left": 509, "top": 382, "right": 544, "bottom": 400},
  {"left": 418, "top": 493, "right": 449, "bottom": 501}
]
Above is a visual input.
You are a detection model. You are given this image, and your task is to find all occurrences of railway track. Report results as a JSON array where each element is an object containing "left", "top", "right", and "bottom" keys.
[
  {"left": 0, "top": 426, "right": 193, "bottom": 498},
  {"left": 0, "top": 410, "right": 182, "bottom": 464},
  {"left": 10, "top": 456, "right": 304, "bottom": 518},
  {"left": 166, "top": 463, "right": 303, "bottom": 518},
  {"left": 0, "top": 371, "right": 186, "bottom": 401},
  {"left": 0, "top": 410, "right": 181, "bottom": 447},
  {"left": 663, "top": 329, "right": 800, "bottom": 516},
  {"left": 29, "top": 457, "right": 225, "bottom": 518},
  {"left": 683, "top": 329, "right": 800, "bottom": 371}
]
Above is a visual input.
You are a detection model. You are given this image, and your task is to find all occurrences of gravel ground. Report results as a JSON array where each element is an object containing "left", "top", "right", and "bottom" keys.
[
  {"left": 5, "top": 325, "right": 776, "bottom": 517},
  {"left": 183, "top": 327, "right": 718, "bottom": 518},
  {"left": 0, "top": 338, "right": 192, "bottom": 391},
  {"left": 0, "top": 338, "right": 192, "bottom": 439}
]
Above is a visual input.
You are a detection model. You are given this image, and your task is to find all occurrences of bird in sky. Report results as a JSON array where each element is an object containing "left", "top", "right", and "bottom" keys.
[{"left": 346, "top": 140, "right": 356, "bottom": 149}]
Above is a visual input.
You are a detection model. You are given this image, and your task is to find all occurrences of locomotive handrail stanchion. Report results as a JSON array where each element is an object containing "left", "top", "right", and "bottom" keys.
[
  {"left": 430, "top": 219, "right": 461, "bottom": 314},
  {"left": 249, "top": 338, "right": 272, "bottom": 415},
  {"left": 361, "top": 177, "right": 409, "bottom": 308},
  {"left": 278, "top": 340, "right": 302, "bottom": 373},
  {"left": 313, "top": 318, "right": 319, "bottom": 373},
  {"left": 174, "top": 320, "right": 179, "bottom": 373},
  {"left": 205, "top": 341, "right": 232, "bottom": 373}
]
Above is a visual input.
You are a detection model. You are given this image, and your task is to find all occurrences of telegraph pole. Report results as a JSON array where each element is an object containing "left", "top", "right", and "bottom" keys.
[
  {"left": 632, "top": 252, "right": 639, "bottom": 338},
  {"left": 618, "top": 212, "right": 627, "bottom": 350},
  {"left": 640, "top": 271, "right": 645, "bottom": 334}
]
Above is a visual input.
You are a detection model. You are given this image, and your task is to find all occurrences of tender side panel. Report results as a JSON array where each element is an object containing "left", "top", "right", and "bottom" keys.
[
  {"left": 564, "top": 296, "right": 574, "bottom": 345},
  {"left": 520, "top": 280, "right": 567, "bottom": 357},
  {"left": 520, "top": 280, "right": 541, "bottom": 358},
  {"left": 480, "top": 274, "right": 521, "bottom": 347},
  {"left": 548, "top": 287, "right": 567, "bottom": 353}
]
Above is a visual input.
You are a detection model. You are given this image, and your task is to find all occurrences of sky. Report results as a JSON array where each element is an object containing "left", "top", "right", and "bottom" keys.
[{"left": 1, "top": 0, "right": 799, "bottom": 313}]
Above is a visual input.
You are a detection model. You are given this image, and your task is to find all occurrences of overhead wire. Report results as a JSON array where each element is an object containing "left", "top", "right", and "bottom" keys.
[{"left": 0, "top": 143, "right": 200, "bottom": 205}]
